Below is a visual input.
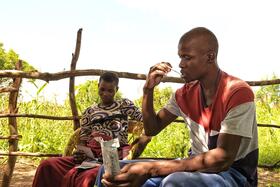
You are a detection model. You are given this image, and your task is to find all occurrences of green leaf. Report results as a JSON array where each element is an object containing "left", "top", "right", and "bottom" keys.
[{"left": 37, "top": 82, "right": 48, "bottom": 96}]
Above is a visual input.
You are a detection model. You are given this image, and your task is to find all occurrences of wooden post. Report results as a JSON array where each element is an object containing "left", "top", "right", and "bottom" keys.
[
  {"left": 1, "top": 60, "right": 22, "bottom": 187},
  {"left": 69, "top": 28, "right": 82, "bottom": 130}
]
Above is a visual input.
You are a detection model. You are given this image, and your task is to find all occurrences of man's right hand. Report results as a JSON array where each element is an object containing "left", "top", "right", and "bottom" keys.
[
  {"left": 73, "top": 150, "right": 87, "bottom": 164},
  {"left": 144, "top": 62, "right": 172, "bottom": 90},
  {"left": 101, "top": 162, "right": 152, "bottom": 187}
]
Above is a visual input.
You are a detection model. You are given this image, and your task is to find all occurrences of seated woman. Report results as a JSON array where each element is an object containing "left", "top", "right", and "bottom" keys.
[{"left": 32, "top": 71, "right": 151, "bottom": 187}]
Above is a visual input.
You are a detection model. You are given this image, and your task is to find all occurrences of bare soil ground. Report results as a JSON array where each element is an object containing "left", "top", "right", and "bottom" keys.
[
  {"left": 0, "top": 159, "right": 36, "bottom": 187},
  {"left": 0, "top": 158, "right": 279, "bottom": 187}
]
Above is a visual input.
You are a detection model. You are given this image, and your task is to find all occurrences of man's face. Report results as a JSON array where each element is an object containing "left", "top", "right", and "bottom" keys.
[
  {"left": 178, "top": 37, "right": 209, "bottom": 83},
  {"left": 98, "top": 80, "right": 118, "bottom": 105}
]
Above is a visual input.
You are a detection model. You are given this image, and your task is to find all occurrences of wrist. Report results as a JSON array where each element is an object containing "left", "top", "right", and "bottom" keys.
[
  {"left": 143, "top": 84, "right": 154, "bottom": 94},
  {"left": 146, "top": 161, "right": 159, "bottom": 177}
]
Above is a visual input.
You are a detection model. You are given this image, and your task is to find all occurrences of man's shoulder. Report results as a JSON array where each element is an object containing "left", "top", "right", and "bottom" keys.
[
  {"left": 220, "top": 72, "right": 255, "bottom": 105},
  {"left": 222, "top": 72, "right": 252, "bottom": 94}
]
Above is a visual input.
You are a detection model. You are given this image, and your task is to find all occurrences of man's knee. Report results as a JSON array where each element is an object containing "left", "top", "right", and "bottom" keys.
[
  {"left": 160, "top": 172, "right": 184, "bottom": 187},
  {"left": 160, "top": 172, "right": 200, "bottom": 187},
  {"left": 161, "top": 172, "right": 228, "bottom": 187}
]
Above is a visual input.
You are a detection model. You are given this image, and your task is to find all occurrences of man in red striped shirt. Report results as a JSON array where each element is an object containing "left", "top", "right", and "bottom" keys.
[{"left": 100, "top": 27, "right": 258, "bottom": 187}]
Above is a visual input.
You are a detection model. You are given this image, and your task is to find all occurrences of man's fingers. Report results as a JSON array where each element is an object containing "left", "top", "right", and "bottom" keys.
[
  {"left": 103, "top": 172, "right": 113, "bottom": 181},
  {"left": 154, "top": 69, "right": 167, "bottom": 76},
  {"left": 112, "top": 173, "right": 130, "bottom": 182},
  {"left": 158, "top": 62, "right": 172, "bottom": 71},
  {"left": 101, "top": 179, "right": 114, "bottom": 187},
  {"left": 149, "top": 62, "right": 172, "bottom": 74},
  {"left": 103, "top": 167, "right": 130, "bottom": 182},
  {"left": 102, "top": 179, "right": 131, "bottom": 187}
]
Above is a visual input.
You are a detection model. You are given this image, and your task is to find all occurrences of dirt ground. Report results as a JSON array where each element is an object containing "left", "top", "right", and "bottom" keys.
[
  {"left": 0, "top": 159, "right": 279, "bottom": 187},
  {"left": 0, "top": 159, "right": 37, "bottom": 187}
]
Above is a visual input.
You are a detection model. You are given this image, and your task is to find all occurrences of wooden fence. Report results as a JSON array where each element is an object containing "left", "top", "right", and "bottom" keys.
[{"left": 0, "top": 29, "right": 280, "bottom": 187}]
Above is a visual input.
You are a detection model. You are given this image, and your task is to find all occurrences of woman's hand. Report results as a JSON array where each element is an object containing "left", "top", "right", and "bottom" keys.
[
  {"left": 101, "top": 162, "right": 152, "bottom": 187},
  {"left": 144, "top": 62, "right": 172, "bottom": 90},
  {"left": 73, "top": 149, "right": 87, "bottom": 164}
]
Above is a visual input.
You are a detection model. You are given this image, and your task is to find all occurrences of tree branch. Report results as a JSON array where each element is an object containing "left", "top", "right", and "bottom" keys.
[{"left": 1, "top": 69, "right": 279, "bottom": 86}]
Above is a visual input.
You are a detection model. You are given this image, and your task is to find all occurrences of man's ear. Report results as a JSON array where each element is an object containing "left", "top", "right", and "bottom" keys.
[
  {"left": 116, "top": 86, "right": 119, "bottom": 92},
  {"left": 207, "top": 52, "right": 216, "bottom": 64}
]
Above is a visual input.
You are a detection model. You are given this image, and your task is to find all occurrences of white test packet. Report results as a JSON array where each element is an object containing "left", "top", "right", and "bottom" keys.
[{"left": 99, "top": 138, "right": 121, "bottom": 176}]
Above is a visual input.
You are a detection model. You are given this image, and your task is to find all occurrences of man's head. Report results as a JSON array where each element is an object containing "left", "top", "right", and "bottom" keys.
[
  {"left": 98, "top": 72, "right": 119, "bottom": 105},
  {"left": 178, "top": 27, "right": 219, "bottom": 83}
]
